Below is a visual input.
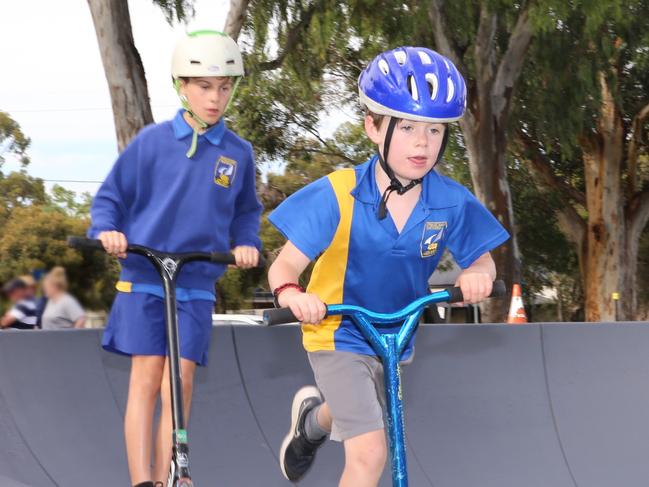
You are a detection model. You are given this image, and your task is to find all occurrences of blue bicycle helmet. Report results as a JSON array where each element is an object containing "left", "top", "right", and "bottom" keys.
[
  {"left": 358, "top": 47, "right": 467, "bottom": 219},
  {"left": 358, "top": 47, "right": 466, "bottom": 122}
]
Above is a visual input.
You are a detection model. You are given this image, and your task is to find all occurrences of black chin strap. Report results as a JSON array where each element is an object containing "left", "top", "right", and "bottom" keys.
[{"left": 377, "top": 117, "right": 421, "bottom": 220}]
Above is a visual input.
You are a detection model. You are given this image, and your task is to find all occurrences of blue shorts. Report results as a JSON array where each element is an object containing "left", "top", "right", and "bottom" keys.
[{"left": 102, "top": 292, "right": 214, "bottom": 366}]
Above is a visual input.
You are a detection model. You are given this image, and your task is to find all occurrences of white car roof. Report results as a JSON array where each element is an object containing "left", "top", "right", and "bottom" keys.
[{"left": 212, "top": 313, "right": 264, "bottom": 326}]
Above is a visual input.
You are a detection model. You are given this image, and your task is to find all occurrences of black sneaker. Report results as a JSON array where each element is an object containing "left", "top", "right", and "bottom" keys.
[{"left": 279, "top": 386, "right": 327, "bottom": 482}]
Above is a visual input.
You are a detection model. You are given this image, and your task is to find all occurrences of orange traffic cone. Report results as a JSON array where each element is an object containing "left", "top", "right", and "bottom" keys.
[{"left": 507, "top": 283, "right": 528, "bottom": 324}]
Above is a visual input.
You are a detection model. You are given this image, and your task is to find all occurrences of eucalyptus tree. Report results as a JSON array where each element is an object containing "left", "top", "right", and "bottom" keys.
[
  {"left": 231, "top": 0, "right": 570, "bottom": 320},
  {"left": 86, "top": 0, "right": 194, "bottom": 151},
  {"left": 514, "top": 0, "right": 649, "bottom": 320}
]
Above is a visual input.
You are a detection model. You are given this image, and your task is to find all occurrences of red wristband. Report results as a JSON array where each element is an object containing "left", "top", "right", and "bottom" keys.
[{"left": 272, "top": 283, "right": 305, "bottom": 308}]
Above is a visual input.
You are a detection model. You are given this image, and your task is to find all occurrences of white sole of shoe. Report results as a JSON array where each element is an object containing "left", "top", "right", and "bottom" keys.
[{"left": 279, "top": 385, "right": 322, "bottom": 481}]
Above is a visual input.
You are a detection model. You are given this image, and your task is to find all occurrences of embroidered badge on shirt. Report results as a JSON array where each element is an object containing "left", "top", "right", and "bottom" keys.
[
  {"left": 420, "top": 221, "right": 447, "bottom": 258},
  {"left": 214, "top": 156, "right": 237, "bottom": 188}
]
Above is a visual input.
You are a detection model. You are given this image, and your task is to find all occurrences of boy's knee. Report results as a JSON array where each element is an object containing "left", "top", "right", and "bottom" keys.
[
  {"left": 130, "top": 370, "right": 164, "bottom": 397},
  {"left": 345, "top": 433, "right": 387, "bottom": 473},
  {"left": 132, "top": 380, "right": 162, "bottom": 400}
]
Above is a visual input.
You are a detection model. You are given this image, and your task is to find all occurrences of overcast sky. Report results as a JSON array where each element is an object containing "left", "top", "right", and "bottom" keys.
[{"left": 0, "top": 0, "right": 231, "bottom": 195}]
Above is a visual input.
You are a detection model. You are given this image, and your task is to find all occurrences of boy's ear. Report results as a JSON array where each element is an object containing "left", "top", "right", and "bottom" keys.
[{"left": 364, "top": 114, "right": 383, "bottom": 145}]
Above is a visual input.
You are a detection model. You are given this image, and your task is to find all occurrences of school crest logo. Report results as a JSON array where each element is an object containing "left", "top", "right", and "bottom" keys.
[
  {"left": 420, "top": 221, "right": 447, "bottom": 258},
  {"left": 214, "top": 156, "right": 237, "bottom": 188}
]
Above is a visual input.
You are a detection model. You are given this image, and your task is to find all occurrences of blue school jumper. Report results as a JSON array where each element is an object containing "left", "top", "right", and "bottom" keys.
[
  {"left": 269, "top": 155, "right": 509, "bottom": 359},
  {"left": 88, "top": 110, "right": 262, "bottom": 364}
]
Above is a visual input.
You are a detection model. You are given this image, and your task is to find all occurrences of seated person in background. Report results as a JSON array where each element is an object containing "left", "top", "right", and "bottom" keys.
[
  {"left": 1, "top": 277, "right": 38, "bottom": 330},
  {"left": 41, "top": 267, "right": 85, "bottom": 330}
]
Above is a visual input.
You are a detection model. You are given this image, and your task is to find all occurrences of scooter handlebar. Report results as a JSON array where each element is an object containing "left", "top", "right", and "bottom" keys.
[
  {"left": 263, "top": 279, "right": 507, "bottom": 326},
  {"left": 67, "top": 236, "right": 264, "bottom": 267}
]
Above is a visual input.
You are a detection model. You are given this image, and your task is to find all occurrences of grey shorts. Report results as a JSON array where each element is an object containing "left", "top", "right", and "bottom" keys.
[{"left": 308, "top": 350, "right": 388, "bottom": 442}]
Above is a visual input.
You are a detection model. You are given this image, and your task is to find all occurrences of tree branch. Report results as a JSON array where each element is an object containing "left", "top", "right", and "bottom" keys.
[
  {"left": 287, "top": 147, "right": 355, "bottom": 164},
  {"left": 514, "top": 129, "right": 587, "bottom": 208},
  {"left": 492, "top": 1, "right": 535, "bottom": 119},
  {"left": 224, "top": 0, "right": 250, "bottom": 41},
  {"left": 284, "top": 111, "right": 354, "bottom": 163},
  {"left": 427, "top": 0, "right": 469, "bottom": 75},
  {"left": 258, "top": 1, "right": 320, "bottom": 72},
  {"left": 627, "top": 101, "right": 649, "bottom": 194},
  {"left": 474, "top": 3, "right": 497, "bottom": 90}
]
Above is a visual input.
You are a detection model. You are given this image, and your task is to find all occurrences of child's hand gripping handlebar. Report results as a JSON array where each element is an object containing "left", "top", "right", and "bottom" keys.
[{"left": 262, "top": 280, "right": 507, "bottom": 326}]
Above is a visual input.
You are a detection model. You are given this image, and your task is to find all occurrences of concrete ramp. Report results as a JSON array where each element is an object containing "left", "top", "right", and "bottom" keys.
[{"left": 1, "top": 323, "right": 649, "bottom": 486}]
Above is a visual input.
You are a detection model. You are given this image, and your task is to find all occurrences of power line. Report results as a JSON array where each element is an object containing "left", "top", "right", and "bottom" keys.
[
  {"left": 5, "top": 105, "right": 177, "bottom": 114},
  {"left": 41, "top": 179, "right": 103, "bottom": 184}
]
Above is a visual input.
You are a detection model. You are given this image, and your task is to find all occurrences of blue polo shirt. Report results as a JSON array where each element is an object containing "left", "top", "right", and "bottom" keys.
[
  {"left": 88, "top": 110, "right": 262, "bottom": 297},
  {"left": 269, "top": 155, "right": 509, "bottom": 357}
]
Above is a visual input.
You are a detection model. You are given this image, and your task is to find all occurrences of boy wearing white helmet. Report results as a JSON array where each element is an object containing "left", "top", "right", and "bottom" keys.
[
  {"left": 268, "top": 47, "right": 509, "bottom": 485},
  {"left": 88, "top": 31, "right": 262, "bottom": 487}
]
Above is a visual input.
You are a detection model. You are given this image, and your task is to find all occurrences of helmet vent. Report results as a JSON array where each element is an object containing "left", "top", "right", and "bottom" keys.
[
  {"left": 226, "top": 59, "right": 235, "bottom": 65},
  {"left": 378, "top": 59, "right": 390, "bottom": 75},
  {"left": 407, "top": 74, "right": 419, "bottom": 101},
  {"left": 394, "top": 50, "right": 407, "bottom": 66},
  {"left": 418, "top": 51, "right": 432, "bottom": 65},
  {"left": 425, "top": 73, "right": 439, "bottom": 100},
  {"left": 446, "top": 77, "right": 455, "bottom": 102},
  {"left": 190, "top": 60, "right": 201, "bottom": 65}
]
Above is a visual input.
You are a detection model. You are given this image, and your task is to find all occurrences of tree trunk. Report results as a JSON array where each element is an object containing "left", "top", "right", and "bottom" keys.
[
  {"left": 580, "top": 73, "right": 625, "bottom": 321},
  {"left": 224, "top": 0, "right": 250, "bottom": 40},
  {"left": 429, "top": 1, "right": 534, "bottom": 322},
  {"left": 87, "top": 0, "right": 153, "bottom": 152},
  {"left": 461, "top": 115, "right": 519, "bottom": 322},
  {"left": 624, "top": 188, "right": 649, "bottom": 319}
]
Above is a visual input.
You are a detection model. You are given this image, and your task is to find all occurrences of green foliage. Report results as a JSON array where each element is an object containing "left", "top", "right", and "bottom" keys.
[
  {"left": 509, "top": 159, "right": 580, "bottom": 296},
  {"left": 0, "top": 110, "right": 30, "bottom": 167},
  {"left": 47, "top": 184, "right": 93, "bottom": 218},
  {"left": 0, "top": 206, "right": 118, "bottom": 310},
  {"left": 0, "top": 111, "right": 117, "bottom": 312},
  {"left": 0, "top": 171, "right": 48, "bottom": 225},
  {"left": 151, "top": 0, "right": 195, "bottom": 23}
]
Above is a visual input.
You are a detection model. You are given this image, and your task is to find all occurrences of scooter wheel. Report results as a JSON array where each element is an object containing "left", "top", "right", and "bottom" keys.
[{"left": 176, "top": 479, "right": 193, "bottom": 487}]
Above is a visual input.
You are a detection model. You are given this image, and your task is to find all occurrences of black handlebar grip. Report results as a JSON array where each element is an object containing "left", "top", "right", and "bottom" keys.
[
  {"left": 263, "top": 307, "right": 299, "bottom": 326},
  {"left": 490, "top": 279, "right": 507, "bottom": 298},
  {"left": 210, "top": 252, "right": 266, "bottom": 268},
  {"left": 447, "top": 287, "right": 464, "bottom": 304},
  {"left": 67, "top": 236, "right": 104, "bottom": 250},
  {"left": 447, "top": 279, "right": 507, "bottom": 304},
  {"left": 210, "top": 252, "right": 237, "bottom": 265}
]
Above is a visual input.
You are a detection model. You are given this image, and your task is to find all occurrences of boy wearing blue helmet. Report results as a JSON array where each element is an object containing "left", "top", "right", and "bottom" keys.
[{"left": 268, "top": 47, "right": 509, "bottom": 485}]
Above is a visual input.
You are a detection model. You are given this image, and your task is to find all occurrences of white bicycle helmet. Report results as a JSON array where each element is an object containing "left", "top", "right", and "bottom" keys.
[
  {"left": 172, "top": 30, "right": 244, "bottom": 79},
  {"left": 171, "top": 30, "right": 244, "bottom": 157}
]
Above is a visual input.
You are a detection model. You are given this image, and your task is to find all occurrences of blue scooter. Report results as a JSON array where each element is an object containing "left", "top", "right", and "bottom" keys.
[{"left": 263, "top": 280, "right": 506, "bottom": 486}]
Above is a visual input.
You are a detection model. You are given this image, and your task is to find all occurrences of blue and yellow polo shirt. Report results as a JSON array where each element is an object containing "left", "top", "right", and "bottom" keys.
[{"left": 269, "top": 155, "right": 509, "bottom": 357}]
